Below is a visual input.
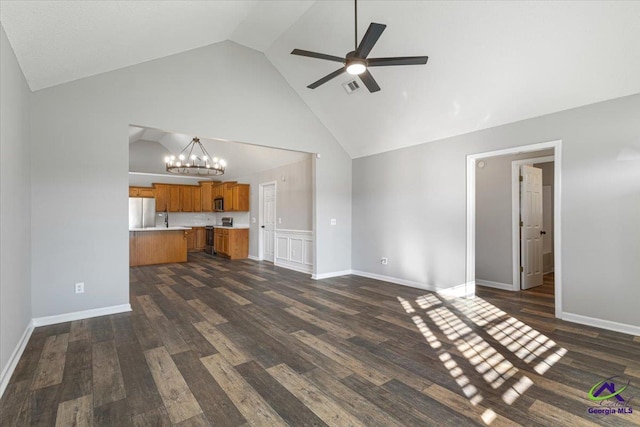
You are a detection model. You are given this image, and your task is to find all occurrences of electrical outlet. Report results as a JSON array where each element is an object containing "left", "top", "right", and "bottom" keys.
[
  {"left": 381, "top": 257, "right": 388, "bottom": 265},
  {"left": 75, "top": 282, "right": 85, "bottom": 294},
  {"left": 330, "top": 218, "right": 337, "bottom": 225},
  {"left": 252, "top": 217, "right": 256, "bottom": 223}
]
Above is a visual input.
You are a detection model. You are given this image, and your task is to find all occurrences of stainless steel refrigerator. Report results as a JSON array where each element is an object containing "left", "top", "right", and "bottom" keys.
[{"left": 129, "top": 198, "right": 156, "bottom": 229}]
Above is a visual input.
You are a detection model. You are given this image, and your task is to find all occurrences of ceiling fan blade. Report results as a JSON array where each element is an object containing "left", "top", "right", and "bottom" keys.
[
  {"left": 355, "top": 23, "right": 386, "bottom": 59},
  {"left": 307, "top": 67, "right": 346, "bottom": 89},
  {"left": 358, "top": 69, "right": 380, "bottom": 93},
  {"left": 291, "top": 49, "right": 345, "bottom": 63},
  {"left": 367, "top": 56, "right": 429, "bottom": 67}
]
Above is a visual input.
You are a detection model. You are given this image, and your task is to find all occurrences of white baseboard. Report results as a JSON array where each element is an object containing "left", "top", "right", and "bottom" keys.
[
  {"left": 32, "top": 304, "right": 132, "bottom": 327},
  {"left": 476, "top": 279, "right": 513, "bottom": 291},
  {"left": 0, "top": 320, "right": 34, "bottom": 398},
  {"left": 275, "top": 259, "right": 312, "bottom": 275},
  {"left": 248, "top": 255, "right": 260, "bottom": 261},
  {"left": 351, "top": 270, "right": 437, "bottom": 292},
  {"left": 562, "top": 312, "right": 640, "bottom": 337},
  {"left": 312, "top": 270, "right": 353, "bottom": 280}
]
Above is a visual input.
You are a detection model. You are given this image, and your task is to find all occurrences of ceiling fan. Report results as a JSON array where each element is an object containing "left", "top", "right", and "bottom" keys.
[{"left": 291, "top": 0, "right": 429, "bottom": 93}]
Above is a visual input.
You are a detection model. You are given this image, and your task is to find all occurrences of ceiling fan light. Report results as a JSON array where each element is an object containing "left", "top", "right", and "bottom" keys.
[{"left": 346, "top": 61, "right": 366, "bottom": 75}]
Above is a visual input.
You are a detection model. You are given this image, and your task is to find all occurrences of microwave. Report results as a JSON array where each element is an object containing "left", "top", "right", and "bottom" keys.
[{"left": 214, "top": 198, "right": 223, "bottom": 211}]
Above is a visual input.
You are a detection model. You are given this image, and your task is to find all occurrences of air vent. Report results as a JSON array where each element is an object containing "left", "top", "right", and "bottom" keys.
[{"left": 342, "top": 79, "right": 361, "bottom": 94}]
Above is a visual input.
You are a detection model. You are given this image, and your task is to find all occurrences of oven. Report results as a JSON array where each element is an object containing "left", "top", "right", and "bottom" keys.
[{"left": 205, "top": 226, "right": 215, "bottom": 254}]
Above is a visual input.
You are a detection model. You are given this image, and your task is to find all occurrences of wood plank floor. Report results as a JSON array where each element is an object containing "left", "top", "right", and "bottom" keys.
[{"left": 2, "top": 254, "right": 639, "bottom": 426}]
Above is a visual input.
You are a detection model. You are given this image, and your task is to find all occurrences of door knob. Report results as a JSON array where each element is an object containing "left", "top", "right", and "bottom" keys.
[
  {"left": 540, "top": 230, "right": 546, "bottom": 235},
  {"left": 261, "top": 225, "right": 265, "bottom": 229}
]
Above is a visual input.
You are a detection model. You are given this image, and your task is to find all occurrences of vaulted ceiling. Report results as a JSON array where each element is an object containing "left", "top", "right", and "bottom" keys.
[{"left": 2, "top": 1, "right": 639, "bottom": 158}]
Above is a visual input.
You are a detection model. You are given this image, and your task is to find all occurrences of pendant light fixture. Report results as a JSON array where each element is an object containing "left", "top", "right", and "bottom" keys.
[{"left": 164, "top": 137, "right": 226, "bottom": 176}]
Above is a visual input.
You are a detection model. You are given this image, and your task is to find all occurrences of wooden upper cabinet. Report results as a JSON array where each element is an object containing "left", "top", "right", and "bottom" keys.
[
  {"left": 181, "top": 186, "right": 194, "bottom": 212},
  {"left": 168, "top": 186, "right": 181, "bottom": 212},
  {"left": 193, "top": 186, "right": 202, "bottom": 212},
  {"left": 200, "top": 182, "right": 213, "bottom": 212},
  {"left": 154, "top": 184, "right": 169, "bottom": 212},
  {"left": 129, "top": 186, "right": 154, "bottom": 198},
  {"left": 231, "top": 184, "right": 250, "bottom": 211},
  {"left": 223, "top": 184, "right": 234, "bottom": 211}
]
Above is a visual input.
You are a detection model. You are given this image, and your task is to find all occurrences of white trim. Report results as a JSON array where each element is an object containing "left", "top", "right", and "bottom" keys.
[
  {"left": 128, "top": 171, "right": 202, "bottom": 181},
  {"left": 351, "top": 270, "right": 437, "bottom": 292},
  {"left": 511, "top": 155, "right": 555, "bottom": 291},
  {"left": 312, "top": 270, "right": 353, "bottom": 280},
  {"left": 274, "top": 229, "right": 313, "bottom": 274},
  {"left": 258, "top": 181, "right": 277, "bottom": 262},
  {"left": 562, "top": 313, "right": 640, "bottom": 337},
  {"left": 248, "top": 254, "right": 260, "bottom": 261},
  {"left": 275, "top": 260, "right": 313, "bottom": 274},
  {"left": 32, "top": 304, "right": 131, "bottom": 327},
  {"left": 476, "top": 279, "right": 513, "bottom": 291},
  {"left": 467, "top": 139, "right": 563, "bottom": 318},
  {"left": 0, "top": 320, "right": 34, "bottom": 398}
]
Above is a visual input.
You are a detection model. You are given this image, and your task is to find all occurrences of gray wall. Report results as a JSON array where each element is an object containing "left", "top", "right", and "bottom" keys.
[
  {"left": 30, "top": 41, "right": 351, "bottom": 318},
  {"left": 0, "top": 27, "right": 32, "bottom": 379},
  {"left": 475, "top": 150, "right": 552, "bottom": 285},
  {"left": 129, "top": 140, "right": 171, "bottom": 174},
  {"left": 353, "top": 94, "right": 640, "bottom": 326},
  {"left": 236, "top": 156, "right": 313, "bottom": 258}
]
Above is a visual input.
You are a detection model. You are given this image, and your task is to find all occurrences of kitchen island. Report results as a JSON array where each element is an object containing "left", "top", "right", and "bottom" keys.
[{"left": 129, "top": 226, "right": 191, "bottom": 267}]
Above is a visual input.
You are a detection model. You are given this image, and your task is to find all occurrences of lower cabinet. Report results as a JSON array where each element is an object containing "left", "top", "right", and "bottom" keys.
[
  {"left": 129, "top": 230, "right": 187, "bottom": 267},
  {"left": 186, "top": 227, "right": 207, "bottom": 252},
  {"left": 214, "top": 228, "right": 248, "bottom": 259}
]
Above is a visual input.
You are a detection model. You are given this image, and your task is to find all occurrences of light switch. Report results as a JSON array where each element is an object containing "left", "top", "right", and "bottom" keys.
[
  {"left": 252, "top": 217, "right": 256, "bottom": 223},
  {"left": 330, "top": 218, "right": 337, "bottom": 225},
  {"left": 278, "top": 217, "right": 282, "bottom": 224}
]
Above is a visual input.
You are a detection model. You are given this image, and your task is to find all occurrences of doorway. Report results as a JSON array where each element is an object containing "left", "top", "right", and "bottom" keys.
[
  {"left": 258, "top": 181, "right": 276, "bottom": 262},
  {"left": 511, "top": 156, "right": 555, "bottom": 291},
  {"left": 466, "top": 140, "right": 563, "bottom": 318}
]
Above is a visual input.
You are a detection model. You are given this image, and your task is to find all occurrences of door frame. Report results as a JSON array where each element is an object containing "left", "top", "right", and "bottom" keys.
[
  {"left": 511, "top": 155, "right": 554, "bottom": 291},
  {"left": 466, "top": 140, "right": 563, "bottom": 318},
  {"left": 258, "top": 181, "right": 277, "bottom": 261}
]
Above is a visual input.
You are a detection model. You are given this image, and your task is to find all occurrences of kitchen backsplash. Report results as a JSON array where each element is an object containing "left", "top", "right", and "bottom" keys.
[{"left": 167, "top": 212, "right": 250, "bottom": 227}]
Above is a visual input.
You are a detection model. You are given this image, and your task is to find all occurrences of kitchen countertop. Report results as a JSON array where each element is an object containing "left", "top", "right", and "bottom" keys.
[
  {"left": 212, "top": 225, "right": 250, "bottom": 229},
  {"left": 129, "top": 226, "right": 192, "bottom": 232}
]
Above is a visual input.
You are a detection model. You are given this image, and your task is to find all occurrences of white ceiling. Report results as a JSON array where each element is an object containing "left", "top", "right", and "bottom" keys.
[
  {"left": 3, "top": 1, "right": 640, "bottom": 158},
  {"left": 129, "top": 126, "right": 310, "bottom": 181}
]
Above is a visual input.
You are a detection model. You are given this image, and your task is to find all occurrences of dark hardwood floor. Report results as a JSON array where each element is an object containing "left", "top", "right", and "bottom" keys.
[{"left": 2, "top": 254, "right": 639, "bottom": 426}]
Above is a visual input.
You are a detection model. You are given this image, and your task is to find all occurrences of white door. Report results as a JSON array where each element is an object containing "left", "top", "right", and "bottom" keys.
[
  {"left": 261, "top": 183, "right": 276, "bottom": 262},
  {"left": 520, "top": 165, "right": 544, "bottom": 289}
]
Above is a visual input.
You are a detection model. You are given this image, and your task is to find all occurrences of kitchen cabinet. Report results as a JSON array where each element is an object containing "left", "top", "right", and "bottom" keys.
[
  {"left": 200, "top": 182, "right": 213, "bottom": 212},
  {"left": 195, "top": 227, "right": 206, "bottom": 250},
  {"left": 130, "top": 230, "right": 187, "bottom": 266},
  {"left": 154, "top": 184, "right": 169, "bottom": 211},
  {"left": 231, "top": 184, "right": 250, "bottom": 211},
  {"left": 214, "top": 228, "right": 248, "bottom": 259},
  {"left": 181, "top": 186, "right": 194, "bottom": 212},
  {"left": 169, "top": 186, "right": 181, "bottom": 212},
  {"left": 185, "top": 227, "right": 206, "bottom": 252},
  {"left": 146, "top": 182, "right": 247, "bottom": 213},
  {"left": 193, "top": 186, "right": 202, "bottom": 212},
  {"left": 129, "top": 186, "right": 155, "bottom": 198}
]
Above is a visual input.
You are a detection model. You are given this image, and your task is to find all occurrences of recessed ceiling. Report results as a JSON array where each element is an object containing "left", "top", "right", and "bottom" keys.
[
  {"left": 129, "top": 126, "right": 310, "bottom": 181},
  {"left": 2, "top": 1, "right": 639, "bottom": 159}
]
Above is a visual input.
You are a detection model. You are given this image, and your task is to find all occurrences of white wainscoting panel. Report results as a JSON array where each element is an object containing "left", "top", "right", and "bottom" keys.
[{"left": 274, "top": 229, "right": 313, "bottom": 274}]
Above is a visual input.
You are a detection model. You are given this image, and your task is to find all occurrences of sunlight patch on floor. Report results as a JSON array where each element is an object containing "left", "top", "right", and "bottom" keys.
[{"left": 398, "top": 293, "right": 567, "bottom": 426}]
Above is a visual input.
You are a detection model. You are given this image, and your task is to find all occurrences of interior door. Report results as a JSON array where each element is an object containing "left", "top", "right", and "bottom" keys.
[
  {"left": 262, "top": 183, "right": 276, "bottom": 262},
  {"left": 520, "top": 165, "right": 544, "bottom": 289}
]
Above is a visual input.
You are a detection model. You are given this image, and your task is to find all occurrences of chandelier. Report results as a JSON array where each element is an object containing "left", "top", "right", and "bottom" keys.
[{"left": 164, "top": 137, "right": 226, "bottom": 176}]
